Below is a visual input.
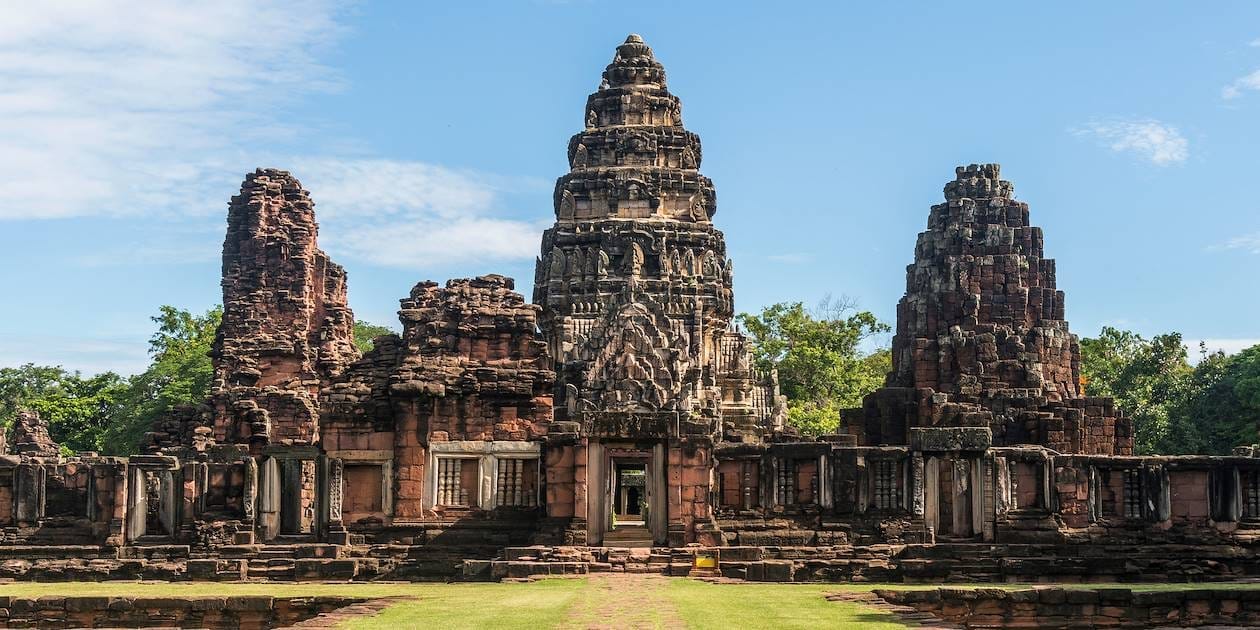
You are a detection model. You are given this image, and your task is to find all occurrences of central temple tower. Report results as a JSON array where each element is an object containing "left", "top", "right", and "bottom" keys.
[{"left": 535, "top": 35, "right": 782, "bottom": 545}]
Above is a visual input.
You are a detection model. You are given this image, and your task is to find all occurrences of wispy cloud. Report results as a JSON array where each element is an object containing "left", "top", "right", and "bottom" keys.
[
  {"left": 1073, "top": 119, "right": 1188, "bottom": 166},
  {"left": 294, "top": 158, "right": 547, "bottom": 267},
  {"left": 0, "top": 3, "right": 550, "bottom": 268},
  {"left": 1223, "top": 70, "right": 1260, "bottom": 100},
  {"left": 1217, "top": 231, "right": 1260, "bottom": 254},
  {"left": 0, "top": 1, "right": 345, "bottom": 220}
]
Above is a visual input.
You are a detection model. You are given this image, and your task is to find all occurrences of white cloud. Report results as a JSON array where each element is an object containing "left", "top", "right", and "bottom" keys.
[
  {"left": 1223, "top": 70, "right": 1260, "bottom": 100},
  {"left": 1220, "top": 232, "right": 1260, "bottom": 254},
  {"left": 1073, "top": 119, "right": 1188, "bottom": 166},
  {"left": 0, "top": 1, "right": 344, "bottom": 220},
  {"left": 294, "top": 158, "right": 546, "bottom": 267},
  {"left": 0, "top": 5, "right": 550, "bottom": 268}
]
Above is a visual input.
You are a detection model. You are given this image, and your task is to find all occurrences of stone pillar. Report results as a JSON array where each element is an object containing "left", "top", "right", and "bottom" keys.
[
  {"left": 14, "top": 464, "right": 44, "bottom": 525},
  {"left": 1232, "top": 467, "right": 1244, "bottom": 522},
  {"left": 994, "top": 456, "right": 1011, "bottom": 515},
  {"left": 911, "top": 455, "right": 925, "bottom": 517},
  {"left": 258, "top": 457, "right": 280, "bottom": 541},
  {"left": 978, "top": 453, "right": 994, "bottom": 542},
  {"left": 479, "top": 453, "right": 496, "bottom": 511},
  {"left": 125, "top": 465, "right": 147, "bottom": 541},
  {"left": 326, "top": 458, "right": 349, "bottom": 545},
  {"left": 585, "top": 441, "right": 605, "bottom": 544},
  {"left": 924, "top": 458, "right": 939, "bottom": 539},
  {"left": 650, "top": 442, "right": 668, "bottom": 545},
  {"left": 817, "top": 453, "right": 832, "bottom": 509},
  {"left": 158, "top": 469, "right": 177, "bottom": 537},
  {"left": 236, "top": 457, "right": 257, "bottom": 544}
]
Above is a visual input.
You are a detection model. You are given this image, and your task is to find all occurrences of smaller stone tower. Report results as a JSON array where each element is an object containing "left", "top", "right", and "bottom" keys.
[
  {"left": 210, "top": 168, "right": 358, "bottom": 450},
  {"left": 858, "top": 164, "right": 1131, "bottom": 455}
]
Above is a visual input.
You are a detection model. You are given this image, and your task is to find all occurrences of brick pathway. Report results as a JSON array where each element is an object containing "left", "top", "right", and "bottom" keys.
[{"left": 559, "top": 575, "right": 686, "bottom": 629}]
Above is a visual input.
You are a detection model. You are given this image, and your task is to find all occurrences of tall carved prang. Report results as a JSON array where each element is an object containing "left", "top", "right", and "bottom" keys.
[
  {"left": 856, "top": 165, "right": 1131, "bottom": 455},
  {"left": 210, "top": 168, "right": 358, "bottom": 451},
  {"left": 535, "top": 34, "right": 780, "bottom": 436},
  {"left": 535, "top": 34, "right": 784, "bottom": 546}
]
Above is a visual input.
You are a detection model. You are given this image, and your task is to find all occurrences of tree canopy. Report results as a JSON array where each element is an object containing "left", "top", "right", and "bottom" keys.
[
  {"left": 1, "top": 305, "right": 220, "bottom": 455},
  {"left": 736, "top": 299, "right": 891, "bottom": 436},
  {"left": 352, "top": 320, "right": 395, "bottom": 353},
  {"left": 1080, "top": 326, "right": 1259, "bottom": 455}
]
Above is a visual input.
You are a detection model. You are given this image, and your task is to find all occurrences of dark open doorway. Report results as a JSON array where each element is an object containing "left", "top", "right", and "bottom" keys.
[{"left": 614, "top": 461, "right": 646, "bottom": 526}]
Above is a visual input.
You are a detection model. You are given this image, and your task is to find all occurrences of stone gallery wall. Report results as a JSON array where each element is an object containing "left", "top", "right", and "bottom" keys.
[
  {"left": 0, "top": 34, "right": 1255, "bottom": 583},
  {"left": 877, "top": 587, "right": 1260, "bottom": 629}
]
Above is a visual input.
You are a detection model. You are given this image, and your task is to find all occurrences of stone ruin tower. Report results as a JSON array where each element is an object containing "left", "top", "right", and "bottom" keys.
[
  {"left": 857, "top": 164, "right": 1132, "bottom": 455},
  {"left": 535, "top": 35, "right": 784, "bottom": 546},
  {"left": 210, "top": 169, "right": 359, "bottom": 451}
]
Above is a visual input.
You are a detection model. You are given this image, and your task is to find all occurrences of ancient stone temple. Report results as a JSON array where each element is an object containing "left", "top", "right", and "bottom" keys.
[
  {"left": 535, "top": 34, "right": 785, "bottom": 546},
  {"left": 0, "top": 35, "right": 1257, "bottom": 584},
  {"left": 856, "top": 164, "right": 1130, "bottom": 456}
]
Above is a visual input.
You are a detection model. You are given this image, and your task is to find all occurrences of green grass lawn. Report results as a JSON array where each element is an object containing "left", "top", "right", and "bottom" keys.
[
  {"left": 665, "top": 580, "right": 904, "bottom": 630},
  {"left": 1, "top": 578, "right": 1257, "bottom": 629}
]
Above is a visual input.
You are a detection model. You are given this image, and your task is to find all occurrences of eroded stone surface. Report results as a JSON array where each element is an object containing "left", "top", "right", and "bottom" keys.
[
  {"left": 856, "top": 164, "right": 1132, "bottom": 455},
  {"left": 10, "top": 409, "right": 60, "bottom": 457},
  {"left": 210, "top": 168, "right": 358, "bottom": 450}
]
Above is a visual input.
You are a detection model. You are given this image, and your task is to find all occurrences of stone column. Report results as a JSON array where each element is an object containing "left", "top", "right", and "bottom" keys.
[
  {"left": 239, "top": 457, "right": 258, "bottom": 544},
  {"left": 923, "top": 458, "right": 939, "bottom": 540},
  {"left": 1231, "top": 467, "right": 1244, "bottom": 522},
  {"left": 650, "top": 442, "right": 668, "bottom": 545},
  {"left": 14, "top": 464, "right": 44, "bottom": 526},
  {"left": 326, "top": 458, "right": 350, "bottom": 545},
  {"left": 125, "top": 465, "right": 147, "bottom": 541},
  {"left": 258, "top": 457, "right": 281, "bottom": 541},
  {"left": 910, "top": 455, "right": 925, "bottom": 517},
  {"left": 585, "top": 441, "right": 605, "bottom": 544},
  {"left": 157, "top": 469, "right": 177, "bottom": 536}
]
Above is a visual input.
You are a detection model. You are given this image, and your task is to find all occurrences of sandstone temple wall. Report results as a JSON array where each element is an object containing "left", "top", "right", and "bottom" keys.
[{"left": 0, "top": 34, "right": 1255, "bottom": 584}]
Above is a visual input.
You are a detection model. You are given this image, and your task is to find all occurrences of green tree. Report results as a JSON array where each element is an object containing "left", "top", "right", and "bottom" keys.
[
  {"left": 0, "top": 364, "right": 128, "bottom": 454},
  {"left": 353, "top": 320, "right": 394, "bottom": 353},
  {"left": 737, "top": 298, "right": 891, "bottom": 436},
  {"left": 1079, "top": 326, "right": 1194, "bottom": 454},
  {"left": 101, "top": 305, "right": 222, "bottom": 455},
  {"left": 1167, "top": 344, "right": 1260, "bottom": 454}
]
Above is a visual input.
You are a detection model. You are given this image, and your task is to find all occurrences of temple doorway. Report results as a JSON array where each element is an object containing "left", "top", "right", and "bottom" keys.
[
  {"left": 586, "top": 442, "right": 668, "bottom": 546},
  {"left": 614, "top": 461, "right": 646, "bottom": 526},
  {"left": 925, "top": 456, "right": 979, "bottom": 539}
]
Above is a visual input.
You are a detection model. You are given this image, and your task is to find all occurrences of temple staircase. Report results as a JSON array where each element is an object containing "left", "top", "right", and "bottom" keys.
[{"left": 602, "top": 525, "right": 653, "bottom": 548}]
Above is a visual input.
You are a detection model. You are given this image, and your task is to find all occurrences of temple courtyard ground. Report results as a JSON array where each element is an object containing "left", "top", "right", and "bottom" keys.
[{"left": 3, "top": 577, "right": 1260, "bottom": 629}]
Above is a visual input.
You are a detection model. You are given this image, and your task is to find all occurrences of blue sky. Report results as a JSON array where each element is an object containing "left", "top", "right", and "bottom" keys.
[{"left": 2, "top": 1, "right": 1258, "bottom": 375}]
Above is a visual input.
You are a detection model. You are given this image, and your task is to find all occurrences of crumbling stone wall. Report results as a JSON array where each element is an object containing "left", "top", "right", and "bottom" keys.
[
  {"left": 322, "top": 275, "right": 554, "bottom": 522},
  {"left": 210, "top": 168, "right": 358, "bottom": 450},
  {"left": 10, "top": 410, "right": 61, "bottom": 457},
  {"left": 859, "top": 165, "right": 1131, "bottom": 455}
]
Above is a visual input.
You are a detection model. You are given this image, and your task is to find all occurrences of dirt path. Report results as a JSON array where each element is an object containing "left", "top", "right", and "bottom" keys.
[{"left": 559, "top": 574, "right": 687, "bottom": 629}]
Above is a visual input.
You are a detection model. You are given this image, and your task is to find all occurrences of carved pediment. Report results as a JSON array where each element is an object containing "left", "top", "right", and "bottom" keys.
[{"left": 568, "top": 296, "right": 694, "bottom": 413}]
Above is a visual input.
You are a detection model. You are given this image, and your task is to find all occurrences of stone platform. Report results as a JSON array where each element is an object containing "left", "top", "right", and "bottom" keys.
[{"left": 469, "top": 543, "right": 1260, "bottom": 584}]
